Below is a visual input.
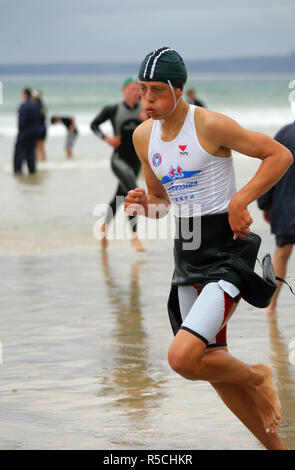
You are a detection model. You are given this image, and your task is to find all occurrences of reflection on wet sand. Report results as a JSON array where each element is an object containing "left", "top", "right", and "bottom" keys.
[
  {"left": 267, "top": 316, "right": 295, "bottom": 449},
  {"left": 98, "top": 250, "right": 165, "bottom": 422},
  {"left": 14, "top": 171, "right": 48, "bottom": 185}
]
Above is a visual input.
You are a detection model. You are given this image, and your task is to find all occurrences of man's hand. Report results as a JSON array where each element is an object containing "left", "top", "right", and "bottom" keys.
[
  {"left": 104, "top": 136, "right": 121, "bottom": 148},
  {"left": 124, "top": 188, "right": 148, "bottom": 216},
  {"left": 228, "top": 197, "right": 253, "bottom": 239}
]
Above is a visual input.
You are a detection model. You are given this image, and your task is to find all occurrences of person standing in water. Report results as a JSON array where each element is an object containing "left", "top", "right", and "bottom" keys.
[
  {"left": 32, "top": 89, "right": 47, "bottom": 162},
  {"left": 124, "top": 47, "right": 292, "bottom": 449},
  {"left": 186, "top": 87, "right": 206, "bottom": 108},
  {"left": 50, "top": 116, "right": 78, "bottom": 158},
  {"left": 90, "top": 77, "right": 148, "bottom": 251},
  {"left": 13, "top": 88, "right": 41, "bottom": 175},
  {"left": 257, "top": 121, "right": 295, "bottom": 316}
]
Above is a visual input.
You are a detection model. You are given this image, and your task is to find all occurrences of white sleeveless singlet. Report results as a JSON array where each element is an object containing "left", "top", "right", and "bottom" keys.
[{"left": 148, "top": 105, "right": 237, "bottom": 217}]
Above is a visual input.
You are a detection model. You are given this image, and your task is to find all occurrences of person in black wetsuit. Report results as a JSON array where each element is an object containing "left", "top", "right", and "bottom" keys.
[
  {"left": 257, "top": 121, "right": 295, "bottom": 316},
  {"left": 13, "top": 88, "right": 41, "bottom": 175},
  {"left": 90, "top": 77, "right": 148, "bottom": 251},
  {"left": 51, "top": 116, "right": 78, "bottom": 158}
]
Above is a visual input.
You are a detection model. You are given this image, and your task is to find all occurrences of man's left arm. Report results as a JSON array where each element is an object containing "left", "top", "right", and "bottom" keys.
[
  {"left": 18, "top": 103, "right": 28, "bottom": 131},
  {"left": 208, "top": 112, "right": 293, "bottom": 238}
]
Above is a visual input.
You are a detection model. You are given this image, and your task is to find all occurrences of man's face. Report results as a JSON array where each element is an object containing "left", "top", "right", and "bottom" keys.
[
  {"left": 139, "top": 81, "right": 182, "bottom": 119},
  {"left": 122, "top": 82, "right": 140, "bottom": 105}
]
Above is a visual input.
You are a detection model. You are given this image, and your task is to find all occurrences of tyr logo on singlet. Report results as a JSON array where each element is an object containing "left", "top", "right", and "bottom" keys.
[{"left": 178, "top": 145, "right": 188, "bottom": 156}]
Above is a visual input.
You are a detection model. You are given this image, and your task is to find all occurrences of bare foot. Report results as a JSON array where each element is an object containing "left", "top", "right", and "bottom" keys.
[
  {"left": 249, "top": 364, "right": 281, "bottom": 434},
  {"left": 100, "top": 223, "right": 108, "bottom": 249},
  {"left": 131, "top": 235, "right": 146, "bottom": 252}
]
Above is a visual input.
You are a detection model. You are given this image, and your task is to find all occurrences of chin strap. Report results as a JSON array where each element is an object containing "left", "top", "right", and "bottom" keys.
[
  {"left": 167, "top": 80, "right": 182, "bottom": 113},
  {"left": 159, "top": 80, "right": 182, "bottom": 127}
]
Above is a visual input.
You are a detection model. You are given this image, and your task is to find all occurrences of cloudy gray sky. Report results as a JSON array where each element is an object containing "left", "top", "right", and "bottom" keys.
[{"left": 0, "top": 0, "right": 294, "bottom": 64}]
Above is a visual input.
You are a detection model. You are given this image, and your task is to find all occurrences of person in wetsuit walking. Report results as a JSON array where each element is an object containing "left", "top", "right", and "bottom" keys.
[{"left": 90, "top": 77, "right": 147, "bottom": 251}]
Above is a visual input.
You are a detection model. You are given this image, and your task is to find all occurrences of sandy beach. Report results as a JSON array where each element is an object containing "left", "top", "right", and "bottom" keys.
[{"left": 0, "top": 130, "right": 295, "bottom": 450}]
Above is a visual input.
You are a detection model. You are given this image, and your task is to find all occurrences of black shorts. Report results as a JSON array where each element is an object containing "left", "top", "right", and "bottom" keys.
[{"left": 276, "top": 234, "right": 295, "bottom": 247}]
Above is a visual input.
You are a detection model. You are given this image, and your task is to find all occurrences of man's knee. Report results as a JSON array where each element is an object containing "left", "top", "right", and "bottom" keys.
[{"left": 168, "top": 342, "right": 202, "bottom": 378}]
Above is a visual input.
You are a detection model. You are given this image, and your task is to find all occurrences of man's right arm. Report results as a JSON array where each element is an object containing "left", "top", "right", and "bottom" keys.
[
  {"left": 257, "top": 127, "right": 287, "bottom": 213},
  {"left": 124, "top": 121, "right": 171, "bottom": 219},
  {"left": 90, "top": 105, "right": 117, "bottom": 140}
]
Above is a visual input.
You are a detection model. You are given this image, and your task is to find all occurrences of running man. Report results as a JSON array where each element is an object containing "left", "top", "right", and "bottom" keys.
[
  {"left": 90, "top": 77, "right": 147, "bottom": 251},
  {"left": 124, "top": 48, "right": 293, "bottom": 449}
]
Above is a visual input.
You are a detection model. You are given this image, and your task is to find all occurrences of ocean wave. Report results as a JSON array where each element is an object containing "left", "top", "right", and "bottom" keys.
[
  {"left": 219, "top": 106, "right": 294, "bottom": 128},
  {"left": 0, "top": 107, "right": 294, "bottom": 139},
  {"left": 0, "top": 117, "right": 112, "bottom": 138},
  {"left": 1, "top": 159, "right": 109, "bottom": 173}
]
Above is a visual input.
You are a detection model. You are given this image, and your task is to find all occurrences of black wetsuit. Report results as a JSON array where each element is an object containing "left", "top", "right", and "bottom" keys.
[
  {"left": 14, "top": 99, "right": 41, "bottom": 174},
  {"left": 60, "top": 117, "right": 78, "bottom": 134},
  {"left": 187, "top": 98, "right": 206, "bottom": 108},
  {"left": 90, "top": 102, "right": 143, "bottom": 231}
]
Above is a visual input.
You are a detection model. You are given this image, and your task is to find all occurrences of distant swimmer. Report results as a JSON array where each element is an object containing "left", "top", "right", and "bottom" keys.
[
  {"left": 124, "top": 47, "right": 293, "bottom": 449},
  {"left": 51, "top": 116, "right": 78, "bottom": 158},
  {"left": 90, "top": 77, "right": 148, "bottom": 252},
  {"left": 13, "top": 88, "right": 41, "bottom": 175},
  {"left": 186, "top": 87, "right": 206, "bottom": 108}
]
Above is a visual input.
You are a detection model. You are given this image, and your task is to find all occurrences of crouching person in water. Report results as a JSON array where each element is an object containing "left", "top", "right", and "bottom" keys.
[{"left": 124, "top": 47, "right": 293, "bottom": 450}]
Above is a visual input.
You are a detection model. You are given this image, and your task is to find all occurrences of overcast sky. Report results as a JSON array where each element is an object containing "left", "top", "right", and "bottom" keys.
[{"left": 0, "top": 0, "right": 294, "bottom": 64}]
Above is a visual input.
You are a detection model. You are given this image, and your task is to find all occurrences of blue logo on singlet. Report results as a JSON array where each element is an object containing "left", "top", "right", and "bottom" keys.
[
  {"left": 160, "top": 166, "right": 202, "bottom": 184},
  {"left": 152, "top": 153, "right": 162, "bottom": 167}
]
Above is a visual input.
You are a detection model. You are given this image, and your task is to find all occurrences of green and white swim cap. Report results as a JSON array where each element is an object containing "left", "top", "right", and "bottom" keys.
[{"left": 138, "top": 47, "right": 187, "bottom": 88}]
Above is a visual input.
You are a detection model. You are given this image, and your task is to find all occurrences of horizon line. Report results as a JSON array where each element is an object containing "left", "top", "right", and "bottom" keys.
[{"left": 0, "top": 51, "right": 294, "bottom": 67}]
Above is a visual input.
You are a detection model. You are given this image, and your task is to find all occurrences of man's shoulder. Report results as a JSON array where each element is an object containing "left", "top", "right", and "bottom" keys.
[
  {"left": 133, "top": 119, "right": 153, "bottom": 158},
  {"left": 20, "top": 100, "right": 38, "bottom": 114},
  {"left": 133, "top": 118, "right": 153, "bottom": 140},
  {"left": 100, "top": 103, "right": 118, "bottom": 115},
  {"left": 194, "top": 106, "right": 237, "bottom": 133},
  {"left": 194, "top": 106, "right": 223, "bottom": 130},
  {"left": 19, "top": 101, "right": 29, "bottom": 111}
]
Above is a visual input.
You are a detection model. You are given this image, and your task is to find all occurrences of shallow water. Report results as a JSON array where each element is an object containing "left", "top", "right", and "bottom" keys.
[{"left": 1, "top": 240, "right": 295, "bottom": 450}]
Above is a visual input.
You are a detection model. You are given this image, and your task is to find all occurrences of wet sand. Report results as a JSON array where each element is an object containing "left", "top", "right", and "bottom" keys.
[
  {"left": 0, "top": 136, "right": 295, "bottom": 449},
  {"left": 1, "top": 235, "right": 295, "bottom": 450}
]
